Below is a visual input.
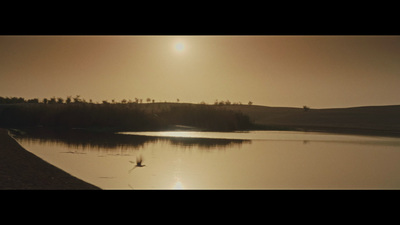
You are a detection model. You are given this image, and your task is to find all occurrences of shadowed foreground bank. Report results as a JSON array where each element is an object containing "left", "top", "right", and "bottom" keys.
[{"left": 0, "top": 128, "right": 100, "bottom": 190}]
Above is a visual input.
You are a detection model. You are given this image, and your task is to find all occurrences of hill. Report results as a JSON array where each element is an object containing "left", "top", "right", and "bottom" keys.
[
  {"left": 1, "top": 100, "right": 400, "bottom": 136},
  {"left": 223, "top": 104, "right": 400, "bottom": 137}
]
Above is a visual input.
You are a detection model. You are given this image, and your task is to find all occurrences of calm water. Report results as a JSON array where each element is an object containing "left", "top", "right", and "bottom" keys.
[{"left": 12, "top": 129, "right": 400, "bottom": 189}]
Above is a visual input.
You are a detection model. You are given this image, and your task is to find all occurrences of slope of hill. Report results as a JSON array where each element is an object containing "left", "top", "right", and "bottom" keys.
[
  {"left": 224, "top": 104, "right": 400, "bottom": 137},
  {"left": 1, "top": 101, "right": 400, "bottom": 136}
]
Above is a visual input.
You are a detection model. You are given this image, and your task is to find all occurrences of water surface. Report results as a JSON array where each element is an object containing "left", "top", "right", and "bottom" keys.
[{"left": 12, "top": 129, "right": 400, "bottom": 189}]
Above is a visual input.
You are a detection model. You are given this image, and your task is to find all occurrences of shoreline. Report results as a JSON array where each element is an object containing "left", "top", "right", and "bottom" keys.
[
  {"left": 1, "top": 123, "right": 399, "bottom": 190},
  {"left": 252, "top": 124, "right": 400, "bottom": 138},
  {"left": 0, "top": 128, "right": 100, "bottom": 190}
]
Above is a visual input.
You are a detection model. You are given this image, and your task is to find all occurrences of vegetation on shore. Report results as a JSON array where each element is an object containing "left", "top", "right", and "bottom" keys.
[
  {"left": 0, "top": 95, "right": 253, "bottom": 106},
  {"left": 2, "top": 95, "right": 400, "bottom": 137},
  {"left": 0, "top": 96, "right": 253, "bottom": 132}
]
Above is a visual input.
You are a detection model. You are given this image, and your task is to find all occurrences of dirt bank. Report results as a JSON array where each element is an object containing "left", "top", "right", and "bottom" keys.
[{"left": 0, "top": 128, "right": 100, "bottom": 190}]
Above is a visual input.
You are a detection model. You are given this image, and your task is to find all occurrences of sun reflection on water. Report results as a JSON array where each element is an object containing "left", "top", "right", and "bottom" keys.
[
  {"left": 159, "top": 131, "right": 203, "bottom": 138},
  {"left": 172, "top": 179, "right": 184, "bottom": 189}
]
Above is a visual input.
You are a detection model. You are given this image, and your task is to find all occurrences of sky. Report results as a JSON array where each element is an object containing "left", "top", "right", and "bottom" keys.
[{"left": 1, "top": 35, "right": 400, "bottom": 108}]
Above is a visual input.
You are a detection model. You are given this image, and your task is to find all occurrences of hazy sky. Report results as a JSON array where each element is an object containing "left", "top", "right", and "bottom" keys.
[{"left": 1, "top": 35, "right": 400, "bottom": 108}]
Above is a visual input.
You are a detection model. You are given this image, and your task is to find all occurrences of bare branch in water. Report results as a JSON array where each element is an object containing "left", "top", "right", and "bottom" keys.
[{"left": 129, "top": 154, "right": 145, "bottom": 173}]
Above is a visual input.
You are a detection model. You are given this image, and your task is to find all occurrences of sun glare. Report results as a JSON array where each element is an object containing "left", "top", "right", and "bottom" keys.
[
  {"left": 175, "top": 42, "right": 185, "bottom": 52},
  {"left": 173, "top": 181, "right": 183, "bottom": 189},
  {"left": 173, "top": 179, "right": 184, "bottom": 189}
]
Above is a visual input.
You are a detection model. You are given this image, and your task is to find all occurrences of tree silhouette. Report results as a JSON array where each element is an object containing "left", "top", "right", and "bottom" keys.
[
  {"left": 49, "top": 97, "right": 57, "bottom": 104},
  {"left": 27, "top": 98, "right": 39, "bottom": 103},
  {"left": 0, "top": 95, "right": 255, "bottom": 131},
  {"left": 303, "top": 105, "right": 310, "bottom": 112},
  {"left": 73, "top": 95, "right": 81, "bottom": 104},
  {"left": 57, "top": 97, "right": 64, "bottom": 104},
  {"left": 66, "top": 96, "right": 72, "bottom": 104}
]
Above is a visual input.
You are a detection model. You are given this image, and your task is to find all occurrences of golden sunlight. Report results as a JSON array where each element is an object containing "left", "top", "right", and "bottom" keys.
[
  {"left": 175, "top": 42, "right": 184, "bottom": 52},
  {"left": 173, "top": 179, "right": 184, "bottom": 189}
]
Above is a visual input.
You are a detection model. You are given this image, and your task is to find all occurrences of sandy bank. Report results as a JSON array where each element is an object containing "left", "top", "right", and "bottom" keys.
[{"left": 0, "top": 128, "right": 100, "bottom": 190}]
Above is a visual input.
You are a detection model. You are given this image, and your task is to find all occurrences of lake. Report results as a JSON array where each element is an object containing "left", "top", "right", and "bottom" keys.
[{"left": 11, "top": 129, "right": 400, "bottom": 189}]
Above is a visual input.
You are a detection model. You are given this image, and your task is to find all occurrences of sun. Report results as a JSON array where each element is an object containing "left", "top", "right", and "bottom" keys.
[{"left": 175, "top": 42, "right": 185, "bottom": 52}]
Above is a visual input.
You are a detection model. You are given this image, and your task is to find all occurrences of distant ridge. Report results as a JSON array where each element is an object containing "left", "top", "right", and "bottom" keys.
[
  {"left": 1, "top": 98, "right": 400, "bottom": 137},
  {"left": 223, "top": 104, "right": 400, "bottom": 137}
]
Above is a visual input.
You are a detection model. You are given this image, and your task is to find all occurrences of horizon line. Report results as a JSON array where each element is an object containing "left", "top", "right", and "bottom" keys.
[{"left": 1, "top": 95, "right": 399, "bottom": 110}]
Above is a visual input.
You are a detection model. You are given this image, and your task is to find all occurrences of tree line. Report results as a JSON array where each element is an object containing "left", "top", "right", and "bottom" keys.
[
  {"left": 0, "top": 96, "right": 254, "bottom": 132},
  {"left": 0, "top": 96, "right": 254, "bottom": 106}
]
